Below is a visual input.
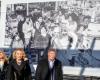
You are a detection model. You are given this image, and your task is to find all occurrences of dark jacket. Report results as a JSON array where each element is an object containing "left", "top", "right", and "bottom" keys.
[
  {"left": 7, "top": 59, "right": 32, "bottom": 80},
  {"left": 17, "top": 20, "right": 25, "bottom": 44},
  {"left": 35, "top": 58, "right": 63, "bottom": 80},
  {"left": 0, "top": 62, "right": 8, "bottom": 80}
]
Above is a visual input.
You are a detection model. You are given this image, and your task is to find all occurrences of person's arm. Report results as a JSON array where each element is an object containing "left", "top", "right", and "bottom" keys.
[
  {"left": 22, "top": 23, "right": 27, "bottom": 34},
  {"left": 31, "top": 25, "right": 35, "bottom": 38},
  {"left": 25, "top": 61, "right": 32, "bottom": 80},
  {"left": 6, "top": 61, "right": 14, "bottom": 80},
  {"left": 4, "top": 63, "right": 9, "bottom": 80},
  {"left": 35, "top": 62, "right": 42, "bottom": 80},
  {"left": 58, "top": 61, "right": 63, "bottom": 80},
  {"left": 73, "top": 21, "right": 78, "bottom": 32}
]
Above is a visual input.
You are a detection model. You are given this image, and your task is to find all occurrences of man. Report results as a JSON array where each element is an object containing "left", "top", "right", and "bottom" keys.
[
  {"left": 51, "top": 26, "right": 70, "bottom": 65},
  {"left": 35, "top": 48, "right": 63, "bottom": 80},
  {"left": 17, "top": 14, "right": 25, "bottom": 47},
  {"left": 77, "top": 16, "right": 91, "bottom": 49}
]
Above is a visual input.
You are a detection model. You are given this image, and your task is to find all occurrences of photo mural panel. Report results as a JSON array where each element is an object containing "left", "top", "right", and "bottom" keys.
[{"left": 4, "top": 0, "right": 100, "bottom": 67}]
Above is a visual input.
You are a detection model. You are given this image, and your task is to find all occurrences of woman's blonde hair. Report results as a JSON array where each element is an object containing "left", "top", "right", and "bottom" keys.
[
  {"left": 0, "top": 51, "right": 8, "bottom": 62},
  {"left": 12, "top": 48, "right": 27, "bottom": 60}
]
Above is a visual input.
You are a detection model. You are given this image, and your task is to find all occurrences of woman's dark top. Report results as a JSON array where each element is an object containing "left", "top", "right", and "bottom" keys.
[
  {"left": 7, "top": 59, "right": 32, "bottom": 80},
  {"left": 0, "top": 62, "right": 8, "bottom": 80}
]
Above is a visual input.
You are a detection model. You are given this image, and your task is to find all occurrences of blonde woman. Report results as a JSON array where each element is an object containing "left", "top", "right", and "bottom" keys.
[
  {"left": 7, "top": 48, "right": 32, "bottom": 80},
  {"left": 0, "top": 51, "right": 8, "bottom": 80}
]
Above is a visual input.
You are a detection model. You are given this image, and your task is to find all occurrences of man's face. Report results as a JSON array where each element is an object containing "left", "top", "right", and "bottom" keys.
[
  {"left": 53, "top": 31, "right": 59, "bottom": 38},
  {"left": 53, "top": 27, "right": 60, "bottom": 38},
  {"left": 20, "top": 15, "right": 24, "bottom": 21},
  {"left": 48, "top": 51, "right": 56, "bottom": 61},
  {"left": 61, "top": 27, "right": 68, "bottom": 36},
  {"left": 84, "top": 18, "right": 89, "bottom": 25}
]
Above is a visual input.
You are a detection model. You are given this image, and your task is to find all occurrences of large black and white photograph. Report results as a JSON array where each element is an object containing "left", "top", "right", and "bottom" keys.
[{"left": 4, "top": 0, "right": 100, "bottom": 67}]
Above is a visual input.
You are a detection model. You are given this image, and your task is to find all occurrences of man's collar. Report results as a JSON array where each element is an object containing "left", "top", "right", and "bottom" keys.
[{"left": 48, "top": 59, "right": 55, "bottom": 63}]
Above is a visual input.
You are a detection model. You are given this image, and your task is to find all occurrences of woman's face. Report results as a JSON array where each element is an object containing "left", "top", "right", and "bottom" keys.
[
  {"left": 0, "top": 53, "right": 4, "bottom": 60},
  {"left": 26, "top": 17, "right": 30, "bottom": 23},
  {"left": 68, "top": 16, "right": 73, "bottom": 22},
  {"left": 0, "top": 53, "right": 4, "bottom": 66},
  {"left": 38, "top": 17, "right": 43, "bottom": 23},
  {"left": 15, "top": 35, "right": 20, "bottom": 40},
  {"left": 15, "top": 50, "right": 23, "bottom": 60},
  {"left": 0, "top": 53, "right": 5, "bottom": 63}
]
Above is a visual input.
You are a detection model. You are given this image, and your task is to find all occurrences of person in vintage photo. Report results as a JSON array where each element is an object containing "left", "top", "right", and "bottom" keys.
[
  {"left": 77, "top": 16, "right": 91, "bottom": 49},
  {"left": 11, "top": 33, "right": 24, "bottom": 48},
  {"left": 32, "top": 15, "right": 50, "bottom": 49},
  {"left": 7, "top": 48, "right": 32, "bottom": 80},
  {"left": 22, "top": 16, "right": 35, "bottom": 48},
  {"left": 17, "top": 14, "right": 25, "bottom": 47},
  {"left": 35, "top": 48, "right": 63, "bottom": 80},
  {"left": 66, "top": 14, "right": 78, "bottom": 49}
]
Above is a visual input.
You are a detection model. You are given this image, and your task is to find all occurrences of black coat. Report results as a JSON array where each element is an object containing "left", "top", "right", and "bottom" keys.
[
  {"left": 0, "top": 62, "right": 8, "bottom": 80},
  {"left": 7, "top": 60, "right": 32, "bottom": 80},
  {"left": 35, "top": 58, "right": 63, "bottom": 80},
  {"left": 17, "top": 20, "right": 25, "bottom": 44}
]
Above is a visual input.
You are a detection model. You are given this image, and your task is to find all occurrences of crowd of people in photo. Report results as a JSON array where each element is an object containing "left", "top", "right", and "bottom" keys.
[
  {"left": 5, "top": 0, "right": 100, "bottom": 66},
  {"left": 5, "top": 5, "right": 92, "bottom": 49}
]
